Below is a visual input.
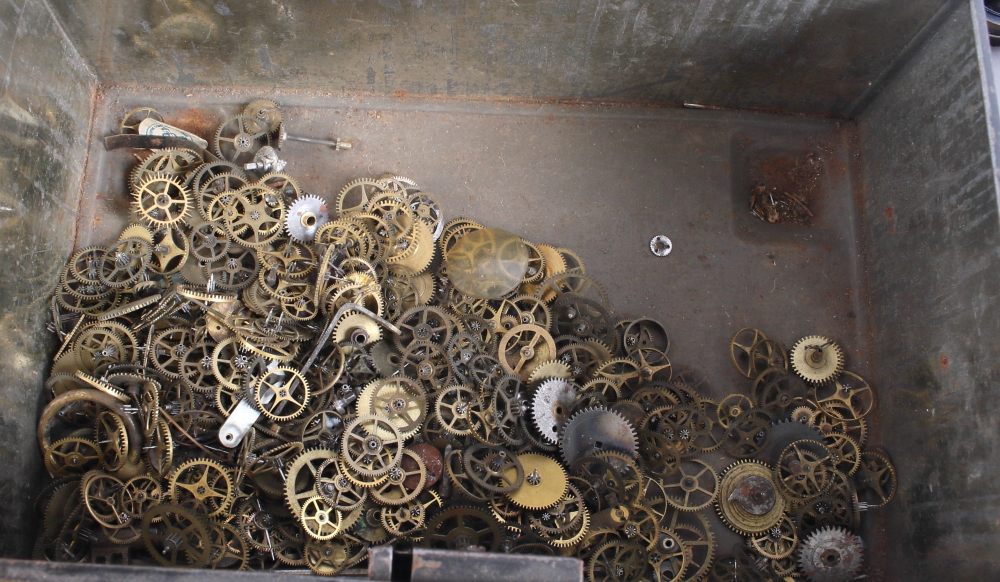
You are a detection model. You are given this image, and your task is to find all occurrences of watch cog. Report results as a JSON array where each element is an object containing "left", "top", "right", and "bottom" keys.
[
  {"left": 798, "top": 526, "right": 864, "bottom": 582},
  {"left": 715, "top": 459, "right": 786, "bottom": 537},
  {"left": 527, "top": 359, "right": 573, "bottom": 389},
  {"left": 791, "top": 336, "right": 844, "bottom": 384},
  {"left": 285, "top": 194, "right": 330, "bottom": 243},
  {"left": 132, "top": 172, "right": 192, "bottom": 227},
  {"left": 791, "top": 405, "right": 818, "bottom": 424},
  {"left": 505, "top": 453, "right": 568, "bottom": 510},
  {"left": 333, "top": 311, "right": 383, "bottom": 346},
  {"left": 337, "top": 178, "right": 385, "bottom": 217},
  {"left": 560, "top": 407, "right": 637, "bottom": 465},
  {"left": 531, "top": 378, "right": 578, "bottom": 444}
]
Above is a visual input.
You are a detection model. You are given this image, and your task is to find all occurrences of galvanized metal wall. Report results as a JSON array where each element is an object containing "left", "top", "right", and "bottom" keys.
[
  {"left": 858, "top": 0, "right": 1000, "bottom": 579},
  {"left": 0, "top": 0, "right": 96, "bottom": 558},
  {"left": 51, "top": 0, "right": 949, "bottom": 117}
]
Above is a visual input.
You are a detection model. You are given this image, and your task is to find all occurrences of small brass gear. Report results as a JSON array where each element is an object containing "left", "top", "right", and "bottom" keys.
[
  {"left": 791, "top": 336, "right": 844, "bottom": 384},
  {"left": 791, "top": 405, "right": 818, "bottom": 424}
]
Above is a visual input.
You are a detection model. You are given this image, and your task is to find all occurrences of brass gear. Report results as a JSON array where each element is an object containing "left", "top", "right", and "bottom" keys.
[
  {"left": 337, "top": 178, "right": 385, "bottom": 216},
  {"left": 791, "top": 335, "right": 844, "bottom": 384},
  {"left": 791, "top": 405, "right": 818, "bottom": 424},
  {"left": 527, "top": 359, "right": 573, "bottom": 388},
  {"left": 749, "top": 514, "right": 798, "bottom": 559},
  {"left": 497, "top": 324, "right": 557, "bottom": 381},
  {"left": 505, "top": 453, "right": 567, "bottom": 510},
  {"left": 340, "top": 414, "right": 404, "bottom": 479},
  {"left": 333, "top": 311, "right": 383, "bottom": 345},
  {"left": 370, "top": 448, "right": 427, "bottom": 505},
  {"left": 167, "top": 458, "right": 235, "bottom": 518},
  {"left": 387, "top": 218, "right": 435, "bottom": 274},
  {"left": 285, "top": 448, "right": 339, "bottom": 517},
  {"left": 133, "top": 173, "right": 192, "bottom": 227},
  {"left": 254, "top": 367, "right": 310, "bottom": 422},
  {"left": 715, "top": 460, "right": 786, "bottom": 536},
  {"left": 357, "top": 377, "right": 427, "bottom": 439},
  {"left": 299, "top": 496, "right": 342, "bottom": 540}
]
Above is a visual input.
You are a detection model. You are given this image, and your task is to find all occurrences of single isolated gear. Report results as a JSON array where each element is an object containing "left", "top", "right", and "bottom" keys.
[
  {"left": 791, "top": 336, "right": 844, "bottom": 384},
  {"left": 798, "top": 526, "right": 864, "bottom": 582},
  {"left": 560, "top": 407, "right": 637, "bottom": 465},
  {"left": 531, "top": 378, "right": 578, "bottom": 444},
  {"left": 285, "top": 194, "right": 330, "bottom": 243}
]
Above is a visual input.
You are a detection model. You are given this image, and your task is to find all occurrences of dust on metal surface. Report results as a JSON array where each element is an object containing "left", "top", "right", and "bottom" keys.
[{"left": 52, "top": 0, "right": 949, "bottom": 116}]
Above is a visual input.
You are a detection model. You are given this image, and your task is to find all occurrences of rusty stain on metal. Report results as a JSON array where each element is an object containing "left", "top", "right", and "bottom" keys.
[{"left": 727, "top": 474, "right": 776, "bottom": 516}]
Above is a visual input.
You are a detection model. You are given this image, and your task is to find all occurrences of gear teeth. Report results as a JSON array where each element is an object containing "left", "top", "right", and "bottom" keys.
[
  {"left": 798, "top": 525, "right": 864, "bottom": 582},
  {"left": 559, "top": 406, "right": 638, "bottom": 466},
  {"left": 336, "top": 178, "right": 386, "bottom": 217},
  {"left": 258, "top": 171, "right": 302, "bottom": 199},
  {"left": 531, "top": 378, "right": 577, "bottom": 444},
  {"left": 791, "top": 335, "right": 845, "bottom": 385},
  {"left": 285, "top": 194, "right": 330, "bottom": 243},
  {"left": 132, "top": 172, "right": 193, "bottom": 229},
  {"left": 119, "top": 223, "right": 153, "bottom": 243},
  {"left": 526, "top": 359, "right": 572, "bottom": 388},
  {"left": 504, "top": 453, "right": 568, "bottom": 510},
  {"left": 715, "top": 459, "right": 786, "bottom": 537},
  {"left": 790, "top": 405, "right": 817, "bottom": 424}
]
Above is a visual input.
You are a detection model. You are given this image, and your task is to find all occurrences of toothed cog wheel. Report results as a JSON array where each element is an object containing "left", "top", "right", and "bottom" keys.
[
  {"left": 798, "top": 526, "right": 864, "bottom": 582},
  {"left": 531, "top": 378, "right": 578, "bottom": 444},
  {"left": 505, "top": 453, "right": 567, "bottom": 510},
  {"left": 791, "top": 336, "right": 844, "bottom": 384},
  {"left": 285, "top": 195, "right": 330, "bottom": 243},
  {"left": 560, "top": 407, "right": 637, "bottom": 465}
]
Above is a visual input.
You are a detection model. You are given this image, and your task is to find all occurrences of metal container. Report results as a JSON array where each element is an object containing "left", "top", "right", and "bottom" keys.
[{"left": 1, "top": 0, "right": 998, "bottom": 579}]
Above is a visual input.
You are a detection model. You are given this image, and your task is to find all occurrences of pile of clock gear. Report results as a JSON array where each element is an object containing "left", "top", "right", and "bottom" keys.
[{"left": 35, "top": 99, "right": 897, "bottom": 581}]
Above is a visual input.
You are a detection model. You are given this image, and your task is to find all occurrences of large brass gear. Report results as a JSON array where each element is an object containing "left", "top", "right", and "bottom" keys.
[
  {"left": 285, "top": 448, "right": 339, "bottom": 517},
  {"left": 167, "top": 458, "right": 235, "bottom": 518},
  {"left": 716, "top": 460, "right": 786, "bottom": 536},
  {"left": 337, "top": 178, "right": 385, "bottom": 216},
  {"left": 505, "top": 453, "right": 567, "bottom": 510},
  {"left": 254, "top": 367, "right": 310, "bottom": 422},
  {"left": 497, "top": 324, "right": 557, "bottom": 381},
  {"left": 333, "top": 311, "right": 383, "bottom": 346},
  {"left": 357, "top": 377, "right": 427, "bottom": 439},
  {"left": 791, "top": 336, "right": 844, "bottom": 385},
  {"left": 133, "top": 173, "right": 192, "bottom": 227},
  {"left": 340, "top": 414, "right": 403, "bottom": 479}
]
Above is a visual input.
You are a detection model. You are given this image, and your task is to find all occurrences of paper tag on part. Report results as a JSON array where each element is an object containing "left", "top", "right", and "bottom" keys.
[{"left": 138, "top": 118, "right": 209, "bottom": 149}]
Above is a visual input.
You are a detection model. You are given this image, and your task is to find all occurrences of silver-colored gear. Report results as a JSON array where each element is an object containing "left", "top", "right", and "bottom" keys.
[
  {"left": 798, "top": 526, "right": 864, "bottom": 582},
  {"left": 531, "top": 378, "right": 578, "bottom": 444},
  {"left": 285, "top": 194, "right": 330, "bottom": 243},
  {"left": 559, "top": 407, "right": 637, "bottom": 465}
]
